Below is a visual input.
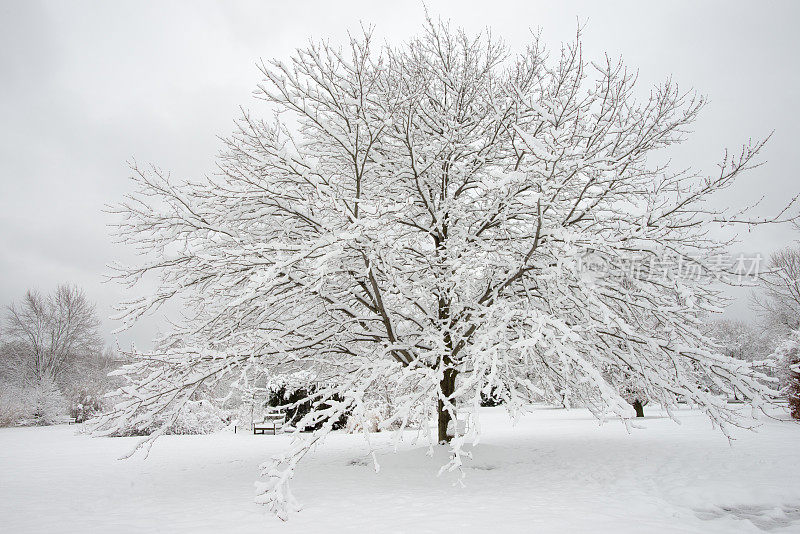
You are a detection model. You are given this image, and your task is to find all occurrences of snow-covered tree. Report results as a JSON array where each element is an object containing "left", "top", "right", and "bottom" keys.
[
  {"left": 101, "top": 20, "right": 795, "bottom": 518},
  {"left": 1, "top": 285, "right": 117, "bottom": 426}
]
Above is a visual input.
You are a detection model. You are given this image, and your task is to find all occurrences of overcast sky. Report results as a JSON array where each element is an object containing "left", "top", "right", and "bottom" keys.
[{"left": 1, "top": 0, "right": 798, "bottom": 350}]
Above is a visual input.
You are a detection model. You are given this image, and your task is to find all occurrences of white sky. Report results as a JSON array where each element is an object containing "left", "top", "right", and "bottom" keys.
[{"left": 1, "top": 0, "right": 798, "bottom": 350}]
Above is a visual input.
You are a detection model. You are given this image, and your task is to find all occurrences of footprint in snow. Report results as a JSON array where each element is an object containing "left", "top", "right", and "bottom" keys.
[
  {"left": 466, "top": 464, "right": 497, "bottom": 471},
  {"left": 694, "top": 503, "right": 800, "bottom": 531}
]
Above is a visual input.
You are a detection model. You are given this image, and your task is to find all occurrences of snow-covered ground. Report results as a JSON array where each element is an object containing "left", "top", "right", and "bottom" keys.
[{"left": 1, "top": 406, "right": 798, "bottom": 533}]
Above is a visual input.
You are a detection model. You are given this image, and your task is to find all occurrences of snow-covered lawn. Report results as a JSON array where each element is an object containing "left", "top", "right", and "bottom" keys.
[{"left": 1, "top": 406, "right": 798, "bottom": 533}]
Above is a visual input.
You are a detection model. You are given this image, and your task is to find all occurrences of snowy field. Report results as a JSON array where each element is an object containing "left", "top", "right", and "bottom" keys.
[{"left": 1, "top": 406, "right": 799, "bottom": 534}]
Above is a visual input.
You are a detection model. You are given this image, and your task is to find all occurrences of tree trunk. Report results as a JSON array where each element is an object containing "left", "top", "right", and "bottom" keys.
[
  {"left": 437, "top": 367, "right": 457, "bottom": 443},
  {"left": 632, "top": 399, "right": 645, "bottom": 418}
]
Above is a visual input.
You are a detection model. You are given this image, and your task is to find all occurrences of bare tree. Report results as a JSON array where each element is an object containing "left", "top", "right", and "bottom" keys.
[
  {"left": 753, "top": 225, "right": 800, "bottom": 330},
  {"left": 101, "top": 20, "right": 796, "bottom": 518},
  {"left": 4, "top": 285, "right": 103, "bottom": 384}
]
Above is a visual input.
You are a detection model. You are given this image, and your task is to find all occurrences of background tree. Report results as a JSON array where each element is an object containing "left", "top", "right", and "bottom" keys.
[
  {"left": 752, "top": 222, "right": 800, "bottom": 331},
  {"left": 102, "top": 20, "right": 794, "bottom": 518},
  {"left": 751, "top": 221, "right": 800, "bottom": 417},
  {"left": 1, "top": 284, "right": 113, "bottom": 425},
  {"left": 4, "top": 285, "right": 103, "bottom": 384},
  {"left": 704, "top": 319, "right": 780, "bottom": 401},
  {"left": 708, "top": 318, "right": 779, "bottom": 363}
]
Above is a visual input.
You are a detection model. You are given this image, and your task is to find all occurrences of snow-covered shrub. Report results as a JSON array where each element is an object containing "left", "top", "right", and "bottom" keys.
[
  {"left": 0, "top": 378, "right": 113, "bottom": 427},
  {"left": 60, "top": 350, "right": 124, "bottom": 422},
  {"left": 267, "top": 385, "right": 349, "bottom": 432},
  {"left": 771, "top": 330, "right": 800, "bottom": 419},
  {"left": 0, "top": 378, "right": 71, "bottom": 426},
  {"left": 479, "top": 386, "right": 504, "bottom": 407},
  {"left": 232, "top": 401, "right": 257, "bottom": 430},
  {"left": 259, "top": 371, "right": 349, "bottom": 431},
  {"left": 790, "top": 361, "right": 800, "bottom": 420},
  {"left": 101, "top": 397, "right": 230, "bottom": 436},
  {"left": 0, "top": 383, "right": 28, "bottom": 426},
  {"left": 67, "top": 387, "right": 107, "bottom": 423},
  {"left": 706, "top": 320, "right": 781, "bottom": 395},
  {"left": 26, "top": 377, "right": 69, "bottom": 425},
  {"left": 166, "top": 399, "right": 229, "bottom": 435},
  {"left": 345, "top": 382, "right": 424, "bottom": 433}
]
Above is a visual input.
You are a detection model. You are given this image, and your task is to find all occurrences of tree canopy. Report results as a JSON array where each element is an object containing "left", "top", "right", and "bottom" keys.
[{"left": 101, "top": 20, "right": 792, "bottom": 518}]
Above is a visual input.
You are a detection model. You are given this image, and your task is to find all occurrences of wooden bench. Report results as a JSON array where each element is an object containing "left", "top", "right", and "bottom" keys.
[{"left": 252, "top": 412, "right": 285, "bottom": 435}]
